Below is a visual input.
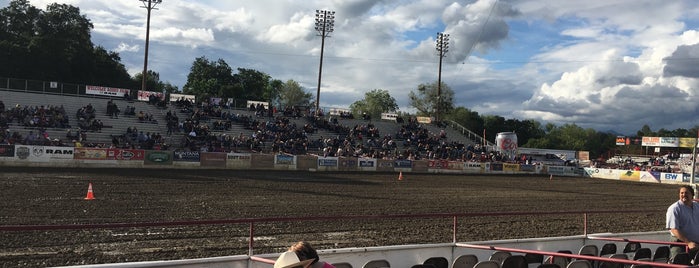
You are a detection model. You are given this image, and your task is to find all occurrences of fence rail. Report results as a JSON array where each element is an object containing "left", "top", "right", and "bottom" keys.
[{"left": 0, "top": 209, "right": 665, "bottom": 256}]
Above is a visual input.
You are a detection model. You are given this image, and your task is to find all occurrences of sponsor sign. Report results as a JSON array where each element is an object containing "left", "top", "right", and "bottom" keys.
[
  {"left": 519, "top": 164, "right": 536, "bottom": 172},
  {"left": 227, "top": 153, "right": 251, "bottom": 160},
  {"left": 340, "top": 158, "right": 357, "bottom": 167},
  {"left": 416, "top": 116, "right": 432, "bottom": 124},
  {"left": 502, "top": 163, "right": 519, "bottom": 172},
  {"left": 641, "top": 137, "right": 679, "bottom": 147},
  {"left": 380, "top": 112, "right": 399, "bottom": 121},
  {"left": 318, "top": 157, "right": 338, "bottom": 167},
  {"left": 275, "top": 154, "right": 295, "bottom": 165},
  {"left": 75, "top": 148, "right": 108, "bottom": 160},
  {"left": 144, "top": 150, "right": 173, "bottom": 165},
  {"left": 15, "top": 146, "right": 74, "bottom": 161},
  {"left": 107, "top": 149, "right": 144, "bottom": 160},
  {"left": 201, "top": 152, "right": 226, "bottom": 167},
  {"left": 490, "top": 163, "right": 503, "bottom": 171},
  {"left": 464, "top": 162, "right": 483, "bottom": 172},
  {"left": 358, "top": 158, "right": 376, "bottom": 167},
  {"left": 86, "top": 85, "right": 130, "bottom": 97},
  {"left": 173, "top": 151, "right": 200, "bottom": 162},
  {"left": 679, "top": 137, "right": 698, "bottom": 148},
  {"left": 616, "top": 136, "right": 626, "bottom": 146},
  {"left": 169, "top": 93, "right": 196, "bottom": 103},
  {"left": 0, "top": 145, "right": 15, "bottom": 157},
  {"left": 226, "top": 153, "right": 251, "bottom": 168},
  {"left": 137, "top": 90, "right": 164, "bottom": 102},
  {"left": 394, "top": 160, "right": 412, "bottom": 168}
]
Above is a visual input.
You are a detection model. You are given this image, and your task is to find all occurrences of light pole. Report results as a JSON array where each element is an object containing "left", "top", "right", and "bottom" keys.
[
  {"left": 314, "top": 9, "right": 335, "bottom": 117},
  {"left": 435, "top": 32, "right": 449, "bottom": 123},
  {"left": 139, "top": 0, "right": 162, "bottom": 94}
]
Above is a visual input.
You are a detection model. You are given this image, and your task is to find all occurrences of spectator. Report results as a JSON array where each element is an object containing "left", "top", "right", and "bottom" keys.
[
  {"left": 667, "top": 185, "right": 699, "bottom": 260},
  {"left": 287, "top": 241, "right": 336, "bottom": 268},
  {"left": 274, "top": 251, "right": 314, "bottom": 268}
]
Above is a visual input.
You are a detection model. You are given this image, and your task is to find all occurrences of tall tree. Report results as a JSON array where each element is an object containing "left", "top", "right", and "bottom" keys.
[
  {"left": 233, "top": 68, "right": 273, "bottom": 101},
  {"left": 349, "top": 89, "right": 398, "bottom": 119},
  {"left": 0, "top": 0, "right": 131, "bottom": 86},
  {"left": 278, "top": 79, "right": 313, "bottom": 108},
  {"left": 408, "top": 81, "right": 454, "bottom": 120},
  {"left": 132, "top": 70, "right": 177, "bottom": 93},
  {"left": 182, "top": 56, "right": 234, "bottom": 101}
]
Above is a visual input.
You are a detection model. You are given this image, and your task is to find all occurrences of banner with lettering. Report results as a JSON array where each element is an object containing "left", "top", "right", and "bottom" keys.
[
  {"left": 86, "top": 85, "right": 130, "bottom": 97},
  {"left": 14, "top": 145, "right": 74, "bottom": 162}
]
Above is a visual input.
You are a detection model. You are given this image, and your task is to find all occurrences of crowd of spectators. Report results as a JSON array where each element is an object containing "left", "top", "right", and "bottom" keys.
[{"left": 0, "top": 95, "right": 524, "bottom": 161}]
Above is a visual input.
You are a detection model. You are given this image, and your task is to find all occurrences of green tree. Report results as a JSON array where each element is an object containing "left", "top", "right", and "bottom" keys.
[
  {"left": 0, "top": 0, "right": 131, "bottom": 86},
  {"left": 233, "top": 68, "right": 275, "bottom": 102},
  {"left": 278, "top": 79, "right": 313, "bottom": 108},
  {"left": 182, "top": 56, "right": 234, "bottom": 101},
  {"left": 408, "top": 81, "right": 454, "bottom": 120},
  {"left": 349, "top": 89, "right": 398, "bottom": 119},
  {"left": 132, "top": 70, "right": 177, "bottom": 94}
]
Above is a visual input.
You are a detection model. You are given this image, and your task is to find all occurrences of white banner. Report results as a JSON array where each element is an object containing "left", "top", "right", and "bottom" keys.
[
  {"left": 169, "top": 93, "right": 196, "bottom": 103},
  {"left": 137, "top": 90, "right": 164, "bottom": 102},
  {"left": 14, "top": 145, "right": 74, "bottom": 162},
  {"left": 86, "top": 85, "right": 130, "bottom": 97}
]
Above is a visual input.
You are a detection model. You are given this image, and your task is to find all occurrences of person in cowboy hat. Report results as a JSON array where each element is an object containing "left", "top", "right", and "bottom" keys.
[
  {"left": 275, "top": 251, "right": 315, "bottom": 268},
  {"left": 287, "top": 241, "right": 336, "bottom": 268}
]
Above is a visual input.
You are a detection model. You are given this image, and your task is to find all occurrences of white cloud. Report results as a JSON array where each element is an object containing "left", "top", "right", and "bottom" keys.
[{"left": 7, "top": 0, "right": 699, "bottom": 135}]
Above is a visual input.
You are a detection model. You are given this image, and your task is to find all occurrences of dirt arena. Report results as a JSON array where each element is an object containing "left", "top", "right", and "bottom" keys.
[{"left": 0, "top": 167, "right": 679, "bottom": 267}]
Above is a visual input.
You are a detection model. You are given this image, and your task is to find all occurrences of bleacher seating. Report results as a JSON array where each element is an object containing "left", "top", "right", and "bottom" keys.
[{"left": 2, "top": 89, "right": 490, "bottom": 157}]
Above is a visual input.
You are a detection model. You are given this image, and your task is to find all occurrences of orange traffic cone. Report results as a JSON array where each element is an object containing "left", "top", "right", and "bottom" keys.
[
  {"left": 398, "top": 171, "right": 404, "bottom": 181},
  {"left": 84, "top": 183, "right": 95, "bottom": 200}
]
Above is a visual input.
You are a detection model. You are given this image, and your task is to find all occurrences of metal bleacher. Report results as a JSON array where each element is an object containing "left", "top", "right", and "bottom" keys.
[{"left": 1, "top": 90, "right": 171, "bottom": 146}]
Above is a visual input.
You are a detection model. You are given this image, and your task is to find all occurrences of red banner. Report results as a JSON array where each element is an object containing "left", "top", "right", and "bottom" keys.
[{"left": 107, "top": 149, "right": 145, "bottom": 160}]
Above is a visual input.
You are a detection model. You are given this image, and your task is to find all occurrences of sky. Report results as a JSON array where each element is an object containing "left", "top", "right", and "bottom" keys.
[{"left": 5, "top": 0, "right": 699, "bottom": 135}]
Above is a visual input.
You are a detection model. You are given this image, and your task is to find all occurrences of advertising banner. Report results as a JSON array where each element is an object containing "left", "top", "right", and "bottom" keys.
[
  {"left": 316, "top": 156, "right": 338, "bottom": 171},
  {"left": 358, "top": 157, "right": 377, "bottom": 171},
  {"left": 86, "top": 85, "right": 130, "bottom": 97},
  {"left": 0, "top": 145, "right": 15, "bottom": 157},
  {"left": 275, "top": 154, "right": 296, "bottom": 165},
  {"left": 137, "top": 90, "right": 164, "bottom": 102},
  {"left": 490, "top": 163, "right": 503, "bottom": 171},
  {"left": 144, "top": 150, "right": 173, "bottom": 165},
  {"left": 169, "top": 93, "right": 196, "bottom": 103},
  {"left": 679, "top": 137, "right": 698, "bottom": 148},
  {"left": 173, "top": 151, "right": 200, "bottom": 162},
  {"left": 226, "top": 153, "right": 251, "bottom": 168},
  {"left": 377, "top": 159, "right": 394, "bottom": 172},
  {"left": 394, "top": 160, "right": 412, "bottom": 168},
  {"left": 502, "top": 163, "right": 519, "bottom": 172},
  {"left": 107, "top": 149, "right": 144, "bottom": 160},
  {"left": 273, "top": 154, "right": 297, "bottom": 170},
  {"left": 201, "top": 152, "right": 226, "bottom": 167},
  {"left": 339, "top": 157, "right": 358, "bottom": 171},
  {"left": 317, "top": 157, "right": 338, "bottom": 167},
  {"left": 251, "top": 154, "right": 274, "bottom": 169},
  {"left": 14, "top": 146, "right": 74, "bottom": 162},
  {"left": 296, "top": 155, "right": 317, "bottom": 170},
  {"left": 74, "top": 148, "right": 108, "bottom": 160},
  {"left": 464, "top": 162, "right": 484, "bottom": 172}
]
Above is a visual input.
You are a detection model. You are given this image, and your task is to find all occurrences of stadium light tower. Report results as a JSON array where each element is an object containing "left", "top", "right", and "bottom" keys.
[
  {"left": 314, "top": 9, "right": 335, "bottom": 117},
  {"left": 139, "top": 0, "right": 162, "bottom": 94},
  {"left": 435, "top": 32, "right": 449, "bottom": 123}
]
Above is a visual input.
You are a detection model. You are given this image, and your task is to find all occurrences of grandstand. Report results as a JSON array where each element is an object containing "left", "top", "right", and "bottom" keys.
[{"left": 1, "top": 84, "right": 491, "bottom": 160}]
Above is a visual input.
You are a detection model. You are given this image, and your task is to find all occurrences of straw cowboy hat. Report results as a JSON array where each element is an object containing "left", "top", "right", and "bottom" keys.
[{"left": 274, "top": 251, "right": 314, "bottom": 268}]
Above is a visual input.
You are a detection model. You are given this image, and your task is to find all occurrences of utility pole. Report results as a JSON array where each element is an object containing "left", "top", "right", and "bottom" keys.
[
  {"left": 314, "top": 9, "right": 335, "bottom": 117},
  {"left": 139, "top": 0, "right": 162, "bottom": 94},
  {"left": 435, "top": 32, "right": 449, "bottom": 123}
]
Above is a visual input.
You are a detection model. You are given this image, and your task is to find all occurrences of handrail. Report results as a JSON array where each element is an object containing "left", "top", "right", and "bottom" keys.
[
  {"left": 455, "top": 243, "right": 691, "bottom": 268},
  {"left": 587, "top": 236, "right": 685, "bottom": 247}
]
